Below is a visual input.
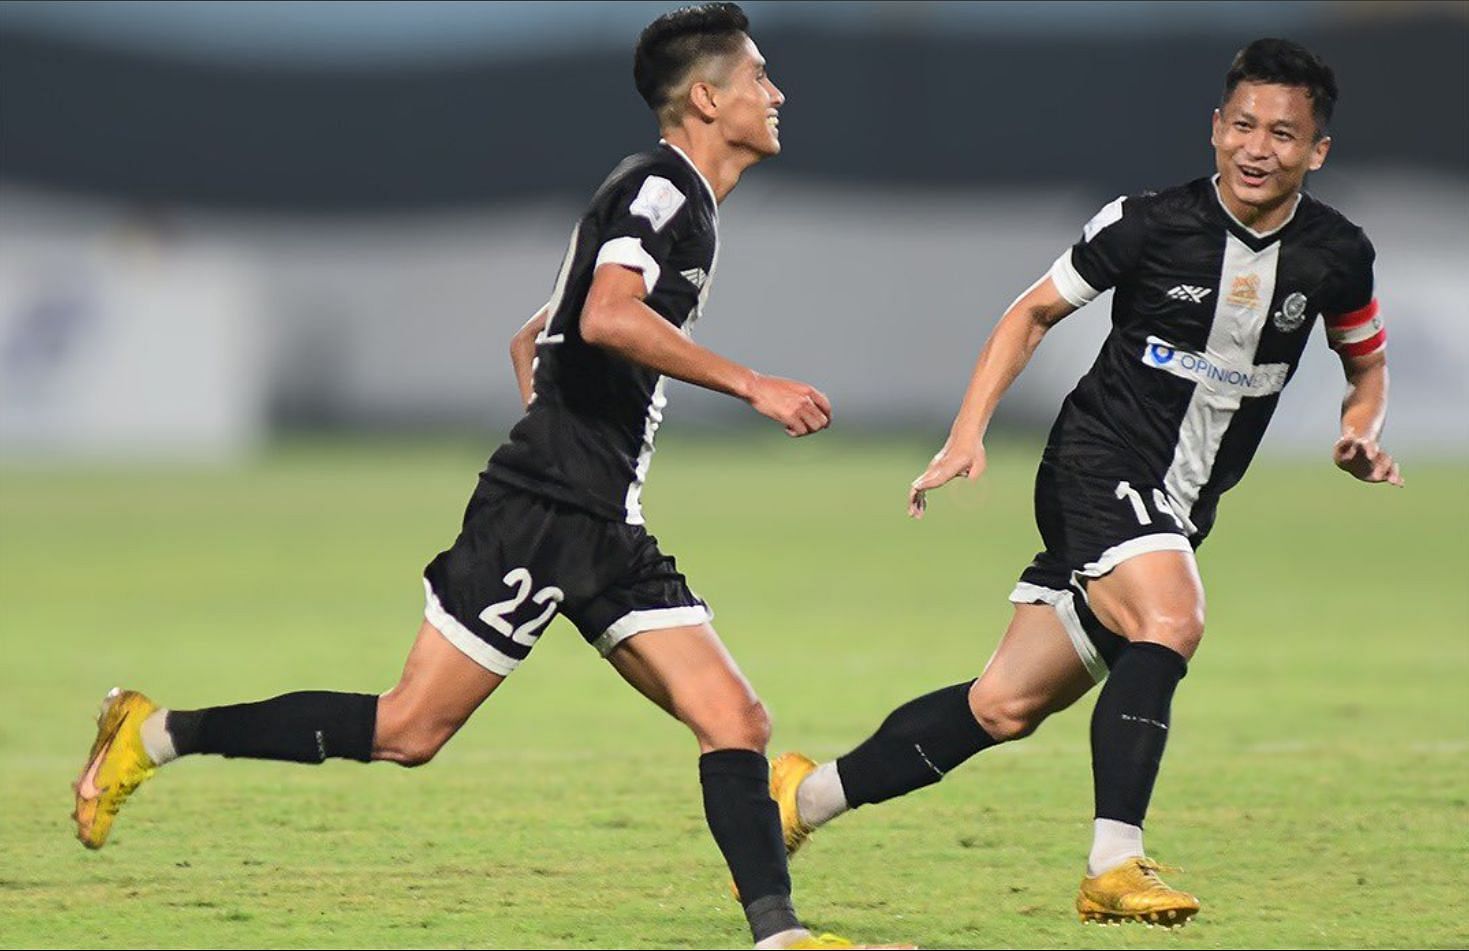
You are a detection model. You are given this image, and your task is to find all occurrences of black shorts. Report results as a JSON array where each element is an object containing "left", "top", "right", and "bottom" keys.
[
  {"left": 1010, "top": 458, "right": 1196, "bottom": 679},
  {"left": 422, "top": 480, "right": 710, "bottom": 675}
]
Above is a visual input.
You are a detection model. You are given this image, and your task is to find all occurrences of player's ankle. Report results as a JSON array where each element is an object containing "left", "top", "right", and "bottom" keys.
[
  {"left": 139, "top": 709, "right": 178, "bottom": 766},
  {"left": 795, "top": 760, "right": 849, "bottom": 828}
]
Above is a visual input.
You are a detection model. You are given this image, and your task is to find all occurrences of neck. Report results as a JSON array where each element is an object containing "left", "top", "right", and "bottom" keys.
[
  {"left": 660, "top": 127, "right": 758, "bottom": 204},
  {"left": 1215, "top": 178, "right": 1300, "bottom": 235}
]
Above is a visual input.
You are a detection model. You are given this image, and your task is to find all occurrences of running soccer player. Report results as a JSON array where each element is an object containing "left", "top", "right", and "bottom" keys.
[
  {"left": 72, "top": 6, "right": 904, "bottom": 949},
  {"left": 768, "top": 38, "right": 1399, "bottom": 927}
]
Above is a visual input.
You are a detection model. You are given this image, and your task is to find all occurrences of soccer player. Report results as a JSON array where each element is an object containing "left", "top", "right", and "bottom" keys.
[
  {"left": 768, "top": 38, "right": 1399, "bottom": 927},
  {"left": 72, "top": 6, "right": 903, "bottom": 949}
]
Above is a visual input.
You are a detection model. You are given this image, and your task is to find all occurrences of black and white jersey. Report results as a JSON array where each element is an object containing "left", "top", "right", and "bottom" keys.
[
  {"left": 1044, "top": 176, "right": 1384, "bottom": 542},
  {"left": 486, "top": 142, "right": 718, "bottom": 524}
]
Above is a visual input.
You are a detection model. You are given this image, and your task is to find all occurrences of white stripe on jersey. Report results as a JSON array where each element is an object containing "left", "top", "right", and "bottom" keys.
[
  {"left": 1163, "top": 232, "right": 1280, "bottom": 533},
  {"left": 623, "top": 375, "right": 668, "bottom": 525},
  {"left": 617, "top": 141, "right": 719, "bottom": 525}
]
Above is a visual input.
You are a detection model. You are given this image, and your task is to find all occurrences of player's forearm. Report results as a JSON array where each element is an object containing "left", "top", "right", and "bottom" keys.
[
  {"left": 1340, "top": 354, "right": 1389, "bottom": 442},
  {"left": 949, "top": 304, "right": 1056, "bottom": 441},
  {"left": 509, "top": 308, "right": 549, "bottom": 408},
  {"left": 582, "top": 297, "right": 757, "bottom": 400}
]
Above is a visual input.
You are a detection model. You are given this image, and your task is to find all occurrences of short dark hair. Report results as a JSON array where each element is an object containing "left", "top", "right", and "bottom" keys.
[
  {"left": 634, "top": 3, "right": 750, "bottom": 123},
  {"left": 1222, "top": 38, "right": 1338, "bottom": 137}
]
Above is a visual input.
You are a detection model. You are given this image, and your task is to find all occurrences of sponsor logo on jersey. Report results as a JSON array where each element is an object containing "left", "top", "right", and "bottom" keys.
[
  {"left": 680, "top": 268, "right": 708, "bottom": 289},
  {"left": 1166, "top": 284, "right": 1212, "bottom": 303},
  {"left": 629, "top": 175, "right": 686, "bottom": 232},
  {"left": 1272, "top": 291, "right": 1309, "bottom": 332},
  {"left": 1226, "top": 273, "right": 1262, "bottom": 310},
  {"left": 1141, "top": 335, "right": 1288, "bottom": 396}
]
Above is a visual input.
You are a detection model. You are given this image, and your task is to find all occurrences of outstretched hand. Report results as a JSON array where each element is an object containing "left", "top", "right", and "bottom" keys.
[
  {"left": 1333, "top": 433, "right": 1404, "bottom": 487},
  {"left": 908, "top": 440, "right": 985, "bottom": 518}
]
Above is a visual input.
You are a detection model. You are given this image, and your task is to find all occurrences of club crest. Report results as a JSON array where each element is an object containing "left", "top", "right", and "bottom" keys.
[{"left": 1273, "top": 292, "right": 1309, "bottom": 332}]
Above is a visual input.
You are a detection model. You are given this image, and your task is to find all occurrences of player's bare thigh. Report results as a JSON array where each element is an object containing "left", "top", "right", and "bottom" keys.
[
  {"left": 374, "top": 619, "right": 506, "bottom": 765},
  {"left": 606, "top": 623, "right": 770, "bottom": 753},
  {"left": 968, "top": 603, "right": 1097, "bottom": 741},
  {"left": 1084, "top": 549, "right": 1206, "bottom": 660}
]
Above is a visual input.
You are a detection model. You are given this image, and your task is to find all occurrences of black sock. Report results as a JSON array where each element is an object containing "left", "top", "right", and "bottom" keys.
[
  {"left": 167, "top": 691, "right": 378, "bottom": 764},
  {"left": 835, "top": 680, "right": 997, "bottom": 808},
  {"left": 1090, "top": 641, "right": 1188, "bottom": 825},
  {"left": 698, "top": 749, "right": 799, "bottom": 942}
]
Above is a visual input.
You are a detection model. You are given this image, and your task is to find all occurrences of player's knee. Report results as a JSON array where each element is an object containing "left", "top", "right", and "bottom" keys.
[
  {"left": 385, "top": 732, "right": 444, "bottom": 767},
  {"left": 691, "top": 697, "right": 771, "bottom": 752},
  {"left": 1135, "top": 609, "right": 1205, "bottom": 659},
  {"left": 968, "top": 688, "right": 1046, "bottom": 742},
  {"left": 372, "top": 693, "right": 456, "bottom": 767}
]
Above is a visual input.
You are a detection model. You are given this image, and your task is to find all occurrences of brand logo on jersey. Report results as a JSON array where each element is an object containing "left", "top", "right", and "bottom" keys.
[
  {"left": 680, "top": 268, "right": 708, "bottom": 289},
  {"left": 1141, "top": 335, "right": 1288, "bottom": 397},
  {"left": 1226, "top": 273, "right": 1262, "bottom": 310},
  {"left": 1166, "top": 284, "right": 1212, "bottom": 304},
  {"left": 1272, "top": 292, "right": 1309, "bottom": 332},
  {"left": 1147, "top": 342, "right": 1176, "bottom": 365},
  {"left": 629, "top": 175, "right": 686, "bottom": 233}
]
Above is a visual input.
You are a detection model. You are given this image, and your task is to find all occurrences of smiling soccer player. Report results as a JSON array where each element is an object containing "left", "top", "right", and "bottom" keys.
[{"left": 772, "top": 37, "right": 1398, "bottom": 928}]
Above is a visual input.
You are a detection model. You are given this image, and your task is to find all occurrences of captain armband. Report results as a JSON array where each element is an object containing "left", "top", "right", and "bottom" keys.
[{"left": 1324, "top": 298, "right": 1385, "bottom": 358}]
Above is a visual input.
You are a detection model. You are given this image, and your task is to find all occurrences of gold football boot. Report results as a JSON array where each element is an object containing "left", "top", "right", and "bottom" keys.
[
  {"left": 1076, "top": 856, "right": 1200, "bottom": 926},
  {"left": 72, "top": 688, "right": 160, "bottom": 849},
  {"left": 769, "top": 752, "right": 819, "bottom": 856}
]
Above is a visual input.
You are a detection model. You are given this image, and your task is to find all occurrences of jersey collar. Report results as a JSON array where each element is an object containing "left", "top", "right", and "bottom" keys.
[
  {"left": 1210, "top": 173, "right": 1302, "bottom": 248},
  {"left": 659, "top": 140, "right": 718, "bottom": 212}
]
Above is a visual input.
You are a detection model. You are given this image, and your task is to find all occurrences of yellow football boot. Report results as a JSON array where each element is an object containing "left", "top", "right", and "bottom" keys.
[
  {"left": 72, "top": 688, "right": 160, "bottom": 849},
  {"left": 1076, "top": 857, "right": 1200, "bottom": 927},
  {"left": 784, "top": 935, "right": 916, "bottom": 950},
  {"left": 769, "top": 751, "right": 818, "bottom": 856}
]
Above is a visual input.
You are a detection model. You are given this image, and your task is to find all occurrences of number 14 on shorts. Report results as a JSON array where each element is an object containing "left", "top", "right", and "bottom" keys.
[{"left": 1114, "top": 481, "right": 1184, "bottom": 529}]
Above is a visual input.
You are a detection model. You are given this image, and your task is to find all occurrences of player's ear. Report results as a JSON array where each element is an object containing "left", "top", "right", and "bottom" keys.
[
  {"left": 688, "top": 80, "right": 719, "bottom": 122},
  {"left": 1210, "top": 108, "right": 1223, "bottom": 148},
  {"left": 1308, "top": 134, "right": 1331, "bottom": 172}
]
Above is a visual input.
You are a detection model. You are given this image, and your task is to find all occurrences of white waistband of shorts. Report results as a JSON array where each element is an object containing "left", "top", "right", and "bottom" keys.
[
  {"left": 1009, "top": 582, "right": 1110, "bottom": 683},
  {"left": 423, "top": 578, "right": 520, "bottom": 676},
  {"left": 1074, "top": 533, "right": 1193, "bottom": 580},
  {"left": 592, "top": 605, "right": 713, "bottom": 657}
]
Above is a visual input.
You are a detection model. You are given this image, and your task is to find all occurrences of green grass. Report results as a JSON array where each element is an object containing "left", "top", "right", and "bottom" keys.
[{"left": 2, "top": 436, "right": 1466, "bottom": 949}]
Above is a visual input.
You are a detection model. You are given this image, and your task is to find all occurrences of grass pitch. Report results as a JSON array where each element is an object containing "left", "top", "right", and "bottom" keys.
[{"left": 2, "top": 435, "right": 1466, "bottom": 949}]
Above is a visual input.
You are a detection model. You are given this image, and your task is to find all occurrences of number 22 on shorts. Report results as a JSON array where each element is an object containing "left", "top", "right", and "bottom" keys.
[{"left": 479, "top": 568, "right": 565, "bottom": 647}]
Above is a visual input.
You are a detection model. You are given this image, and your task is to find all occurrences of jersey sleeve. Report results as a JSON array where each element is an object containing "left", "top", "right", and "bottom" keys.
[
  {"left": 1047, "top": 195, "right": 1149, "bottom": 308},
  {"left": 592, "top": 172, "right": 693, "bottom": 296},
  {"left": 1322, "top": 232, "right": 1384, "bottom": 358}
]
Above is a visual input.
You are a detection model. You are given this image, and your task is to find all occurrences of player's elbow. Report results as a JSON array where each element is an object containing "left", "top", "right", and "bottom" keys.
[
  {"left": 579, "top": 303, "right": 627, "bottom": 350},
  {"left": 510, "top": 323, "right": 538, "bottom": 355}
]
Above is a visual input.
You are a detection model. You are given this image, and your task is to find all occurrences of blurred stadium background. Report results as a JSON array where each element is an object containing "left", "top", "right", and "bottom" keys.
[{"left": 2, "top": 0, "right": 1466, "bottom": 457}]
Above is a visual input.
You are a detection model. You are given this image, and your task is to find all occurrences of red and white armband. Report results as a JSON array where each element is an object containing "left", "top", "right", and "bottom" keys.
[{"left": 1324, "top": 298, "right": 1386, "bottom": 358}]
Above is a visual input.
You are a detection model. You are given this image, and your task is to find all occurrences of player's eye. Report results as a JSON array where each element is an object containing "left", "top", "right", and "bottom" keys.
[
  {"left": 1233, "top": 121, "right": 1250, "bottom": 131},
  {"left": 1273, "top": 130, "right": 1294, "bottom": 142}
]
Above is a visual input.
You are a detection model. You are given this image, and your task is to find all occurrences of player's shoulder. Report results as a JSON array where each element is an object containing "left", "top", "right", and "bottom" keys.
[
  {"left": 594, "top": 147, "right": 700, "bottom": 206},
  {"left": 1296, "top": 191, "right": 1374, "bottom": 262},
  {"left": 1082, "top": 180, "right": 1205, "bottom": 237}
]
